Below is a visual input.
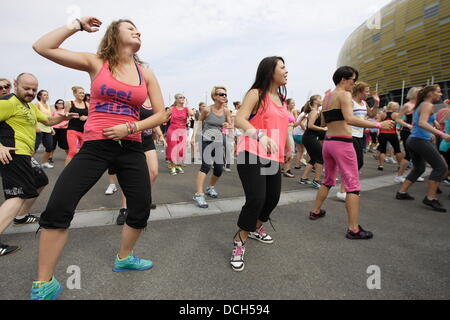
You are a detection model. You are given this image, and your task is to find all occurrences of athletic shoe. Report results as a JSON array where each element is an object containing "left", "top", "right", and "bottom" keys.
[
  {"left": 48, "top": 158, "right": 54, "bottom": 164},
  {"left": 311, "top": 180, "right": 321, "bottom": 189},
  {"left": 377, "top": 166, "right": 384, "bottom": 171},
  {"left": 283, "top": 170, "right": 295, "bottom": 178},
  {"left": 299, "top": 178, "right": 312, "bottom": 185},
  {"left": 294, "top": 166, "right": 302, "bottom": 170},
  {"left": 0, "top": 243, "right": 20, "bottom": 256},
  {"left": 417, "top": 176, "right": 425, "bottom": 182},
  {"left": 346, "top": 226, "right": 373, "bottom": 240},
  {"left": 309, "top": 209, "right": 326, "bottom": 220},
  {"left": 170, "top": 167, "right": 177, "bottom": 176},
  {"left": 113, "top": 253, "right": 153, "bottom": 272},
  {"left": 301, "top": 159, "right": 308, "bottom": 166},
  {"left": 443, "top": 178, "right": 450, "bottom": 186},
  {"left": 422, "top": 197, "right": 447, "bottom": 212},
  {"left": 150, "top": 203, "right": 157, "bottom": 210},
  {"left": 105, "top": 184, "right": 117, "bottom": 195},
  {"left": 230, "top": 241, "right": 246, "bottom": 272},
  {"left": 175, "top": 166, "right": 184, "bottom": 174},
  {"left": 30, "top": 277, "right": 62, "bottom": 300},
  {"left": 14, "top": 214, "right": 39, "bottom": 226},
  {"left": 116, "top": 208, "right": 127, "bottom": 226},
  {"left": 193, "top": 194, "right": 208, "bottom": 208},
  {"left": 336, "top": 192, "right": 347, "bottom": 201},
  {"left": 437, "top": 188, "right": 443, "bottom": 195},
  {"left": 40, "top": 163, "right": 54, "bottom": 169},
  {"left": 205, "top": 186, "right": 219, "bottom": 198},
  {"left": 394, "top": 176, "right": 405, "bottom": 183},
  {"left": 249, "top": 226, "right": 273, "bottom": 244},
  {"left": 224, "top": 164, "right": 231, "bottom": 172},
  {"left": 396, "top": 192, "right": 415, "bottom": 200}
]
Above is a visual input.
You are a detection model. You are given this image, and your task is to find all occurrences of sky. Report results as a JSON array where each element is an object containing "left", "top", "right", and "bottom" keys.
[{"left": 1, "top": 0, "right": 392, "bottom": 109}]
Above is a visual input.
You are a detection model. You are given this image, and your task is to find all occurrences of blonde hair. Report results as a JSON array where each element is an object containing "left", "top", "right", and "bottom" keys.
[
  {"left": 72, "top": 86, "right": 84, "bottom": 94},
  {"left": 0, "top": 78, "right": 11, "bottom": 86},
  {"left": 352, "top": 82, "right": 370, "bottom": 96},
  {"left": 211, "top": 86, "right": 227, "bottom": 100},
  {"left": 97, "top": 19, "right": 145, "bottom": 75},
  {"left": 406, "top": 87, "right": 423, "bottom": 101},
  {"left": 386, "top": 101, "right": 399, "bottom": 112}
]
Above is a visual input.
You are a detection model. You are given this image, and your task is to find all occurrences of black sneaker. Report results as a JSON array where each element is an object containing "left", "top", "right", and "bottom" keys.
[
  {"left": 116, "top": 208, "right": 128, "bottom": 226},
  {"left": 309, "top": 209, "right": 326, "bottom": 220},
  {"left": 346, "top": 226, "right": 373, "bottom": 240},
  {"left": 150, "top": 203, "right": 157, "bottom": 210},
  {"left": 377, "top": 166, "right": 384, "bottom": 171},
  {"left": 14, "top": 214, "right": 39, "bottom": 226},
  {"left": 0, "top": 243, "right": 20, "bottom": 256},
  {"left": 422, "top": 197, "right": 447, "bottom": 212},
  {"left": 396, "top": 192, "right": 415, "bottom": 200}
]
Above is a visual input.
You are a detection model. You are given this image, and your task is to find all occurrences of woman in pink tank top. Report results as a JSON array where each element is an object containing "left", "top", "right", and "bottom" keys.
[
  {"left": 230, "top": 56, "right": 290, "bottom": 272},
  {"left": 165, "top": 94, "right": 195, "bottom": 175},
  {"left": 32, "top": 17, "right": 168, "bottom": 299}
]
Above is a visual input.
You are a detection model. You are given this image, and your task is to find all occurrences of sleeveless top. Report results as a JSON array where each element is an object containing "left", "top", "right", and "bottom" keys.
[
  {"left": 237, "top": 94, "right": 289, "bottom": 163},
  {"left": 322, "top": 92, "right": 345, "bottom": 123},
  {"left": 140, "top": 105, "right": 153, "bottom": 138},
  {"left": 401, "top": 102, "right": 414, "bottom": 132},
  {"left": 293, "top": 112, "right": 306, "bottom": 136},
  {"left": 84, "top": 61, "right": 148, "bottom": 142},
  {"left": 379, "top": 112, "right": 396, "bottom": 134},
  {"left": 169, "top": 107, "right": 189, "bottom": 129},
  {"left": 67, "top": 101, "right": 88, "bottom": 132},
  {"left": 203, "top": 108, "right": 226, "bottom": 142},
  {"left": 36, "top": 102, "right": 53, "bottom": 133},
  {"left": 351, "top": 100, "right": 367, "bottom": 138},
  {"left": 303, "top": 112, "right": 322, "bottom": 137},
  {"left": 410, "top": 102, "right": 436, "bottom": 141}
]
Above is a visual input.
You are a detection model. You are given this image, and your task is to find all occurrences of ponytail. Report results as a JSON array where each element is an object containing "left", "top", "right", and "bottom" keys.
[{"left": 414, "top": 85, "right": 439, "bottom": 110}]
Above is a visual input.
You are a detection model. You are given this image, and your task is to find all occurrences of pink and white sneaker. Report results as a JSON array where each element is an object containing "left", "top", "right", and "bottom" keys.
[
  {"left": 230, "top": 241, "right": 246, "bottom": 272},
  {"left": 249, "top": 226, "right": 274, "bottom": 244}
]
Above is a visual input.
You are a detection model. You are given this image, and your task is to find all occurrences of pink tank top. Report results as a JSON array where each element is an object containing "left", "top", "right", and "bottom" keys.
[
  {"left": 84, "top": 61, "right": 148, "bottom": 142},
  {"left": 169, "top": 107, "right": 188, "bottom": 129},
  {"left": 237, "top": 94, "right": 289, "bottom": 163}
]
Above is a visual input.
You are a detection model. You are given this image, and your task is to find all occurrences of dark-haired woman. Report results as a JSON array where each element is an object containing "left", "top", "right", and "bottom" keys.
[
  {"left": 34, "top": 90, "right": 54, "bottom": 169},
  {"left": 299, "top": 95, "right": 326, "bottom": 189},
  {"left": 31, "top": 17, "right": 167, "bottom": 299},
  {"left": 396, "top": 85, "right": 450, "bottom": 212},
  {"left": 232, "top": 56, "right": 290, "bottom": 272},
  {"left": 308, "top": 66, "right": 394, "bottom": 240},
  {"left": 49, "top": 99, "right": 69, "bottom": 163}
]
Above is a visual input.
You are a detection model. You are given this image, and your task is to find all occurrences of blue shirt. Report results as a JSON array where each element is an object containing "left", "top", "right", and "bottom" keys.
[{"left": 410, "top": 102, "right": 436, "bottom": 141}]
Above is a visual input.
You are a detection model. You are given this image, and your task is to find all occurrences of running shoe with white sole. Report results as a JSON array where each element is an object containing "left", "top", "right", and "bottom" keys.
[
  {"left": 193, "top": 194, "right": 209, "bottom": 208},
  {"left": 30, "top": 277, "right": 62, "bottom": 300},
  {"left": 249, "top": 226, "right": 273, "bottom": 244},
  {"left": 40, "top": 163, "right": 54, "bottom": 169},
  {"left": 113, "top": 254, "right": 153, "bottom": 272},
  {"left": 311, "top": 180, "right": 321, "bottom": 189},
  {"left": 205, "top": 186, "right": 219, "bottom": 198},
  {"left": 299, "top": 178, "right": 312, "bottom": 185},
  {"left": 417, "top": 176, "right": 425, "bottom": 182},
  {"left": 0, "top": 243, "right": 20, "bottom": 256},
  {"left": 230, "top": 241, "right": 246, "bottom": 272},
  {"left": 336, "top": 192, "right": 347, "bottom": 201},
  {"left": 105, "top": 184, "right": 117, "bottom": 195},
  {"left": 14, "top": 214, "right": 39, "bottom": 226},
  {"left": 176, "top": 166, "right": 184, "bottom": 174},
  {"left": 394, "top": 176, "right": 406, "bottom": 183}
]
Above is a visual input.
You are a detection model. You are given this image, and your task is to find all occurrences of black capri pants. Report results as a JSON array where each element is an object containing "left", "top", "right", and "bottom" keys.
[
  {"left": 236, "top": 152, "right": 281, "bottom": 232},
  {"left": 52, "top": 128, "right": 68, "bottom": 151},
  {"left": 400, "top": 130, "right": 411, "bottom": 161},
  {"left": 302, "top": 134, "right": 323, "bottom": 166},
  {"left": 39, "top": 140, "right": 151, "bottom": 230},
  {"left": 406, "top": 137, "right": 448, "bottom": 183},
  {"left": 35, "top": 132, "right": 54, "bottom": 153},
  {"left": 200, "top": 140, "right": 224, "bottom": 177},
  {"left": 377, "top": 133, "right": 401, "bottom": 154},
  {"left": 353, "top": 137, "right": 365, "bottom": 170}
]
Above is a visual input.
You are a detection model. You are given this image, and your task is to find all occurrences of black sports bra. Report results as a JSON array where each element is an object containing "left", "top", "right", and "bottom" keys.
[{"left": 322, "top": 92, "right": 345, "bottom": 123}]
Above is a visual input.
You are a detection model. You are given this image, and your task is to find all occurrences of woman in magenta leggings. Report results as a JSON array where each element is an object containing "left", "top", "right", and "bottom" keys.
[{"left": 308, "top": 66, "right": 394, "bottom": 240}]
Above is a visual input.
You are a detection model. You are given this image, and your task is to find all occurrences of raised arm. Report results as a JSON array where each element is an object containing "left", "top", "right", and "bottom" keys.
[{"left": 33, "top": 17, "right": 103, "bottom": 77}]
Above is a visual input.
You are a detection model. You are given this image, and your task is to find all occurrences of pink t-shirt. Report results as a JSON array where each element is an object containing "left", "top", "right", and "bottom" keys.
[
  {"left": 237, "top": 94, "right": 289, "bottom": 163},
  {"left": 84, "top": 61, "right": 148, "bottom": 142}
]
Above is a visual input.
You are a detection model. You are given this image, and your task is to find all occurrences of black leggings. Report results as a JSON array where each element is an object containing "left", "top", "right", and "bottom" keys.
[
  {"left": 35, "top": 132, "right": 53, "bottom": 153},
  {"left": 302, "top": 134, "right": 323, "bottom": 165},
  {"left": 406, "top": 137, "right": 448, "bottom": 183},
  {"left": 200, "top": 140, "right": 224, "bottom": 177},
  {"left": 39, "top": 140, "right": 151, "bottom": 230},
  {"left": 400, "top": 130, "right": 411, "bottom": 161},
  {"left": 353, "top": 137, "right": 365, "bottom": 170},
  {"left": 236, "top": 152, "right": 281, "bottom": 232}
]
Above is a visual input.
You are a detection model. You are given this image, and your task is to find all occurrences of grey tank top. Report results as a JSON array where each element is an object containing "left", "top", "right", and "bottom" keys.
[{"left": 202, "top": 109, "right": 226, "bottom": 141}]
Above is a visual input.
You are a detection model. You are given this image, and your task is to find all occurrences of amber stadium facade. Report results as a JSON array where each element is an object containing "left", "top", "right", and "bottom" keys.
[{"left": 338, "top": 0, "right": 450, "bottom": 105}]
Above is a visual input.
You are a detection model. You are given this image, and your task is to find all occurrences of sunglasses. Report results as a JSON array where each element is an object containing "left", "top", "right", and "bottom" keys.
[
  {"left": 0, "top": 85, "right": 11, "bottom": 90},
  {"left": 178, "top": 96, "right": 185, "bottom": 99},
  {"left": 216, "top": 93, "right": 227, "bottom": 97}
]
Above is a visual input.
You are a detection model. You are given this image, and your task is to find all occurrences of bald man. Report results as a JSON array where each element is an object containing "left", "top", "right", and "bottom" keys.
[{"left": 0, "top": 73, "right": 78, "bottom": 256}]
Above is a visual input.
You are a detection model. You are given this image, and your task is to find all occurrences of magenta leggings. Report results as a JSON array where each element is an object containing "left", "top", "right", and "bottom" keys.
[
  {"left": 322, "top": 138, "right": 360, "bottom": 193},
  {"left": 67, "top": 130, "right": 84, "bottom": 158}
]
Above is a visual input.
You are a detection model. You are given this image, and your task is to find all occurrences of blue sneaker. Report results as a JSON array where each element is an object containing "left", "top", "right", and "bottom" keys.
[
  {"left": 30, "top": 277, "right": 63, "bottom": 300},
  {"left": 113, "top": 254, "right": 153, "bottom": 272}
]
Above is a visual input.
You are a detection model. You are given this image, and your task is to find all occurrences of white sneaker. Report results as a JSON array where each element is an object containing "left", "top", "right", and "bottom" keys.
[
  {"left": 105, "top": 184, "right": 117, "bottom": 195},
  {"left": 417, "top": 176, "right": 425, "bottom": 182},
  {"left": 336, "top": 192, "right": 347, "bottom": 201},
  {"left": 394, "top": 176, "right": 405, "bottom": 183}
]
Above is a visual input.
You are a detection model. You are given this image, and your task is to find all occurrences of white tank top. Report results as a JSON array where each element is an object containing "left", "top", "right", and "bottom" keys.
[{"left": 351, "top": 100, "right": 367, "bottom": 138}]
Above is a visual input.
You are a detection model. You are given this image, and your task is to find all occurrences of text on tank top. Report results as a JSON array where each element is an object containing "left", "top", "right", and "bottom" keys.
[{"left": 140, "top": 105, "right": 153, "bottom": 137}]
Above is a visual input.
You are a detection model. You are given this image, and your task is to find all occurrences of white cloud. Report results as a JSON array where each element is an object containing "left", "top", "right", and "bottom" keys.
[{"left": 0, "top": 0, "right": 391, "bottom": 107}]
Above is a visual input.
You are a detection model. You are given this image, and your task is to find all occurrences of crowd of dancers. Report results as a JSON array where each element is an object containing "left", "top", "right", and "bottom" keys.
[{"left": 0, "top": 16, "right": 449, "bottom": 299}]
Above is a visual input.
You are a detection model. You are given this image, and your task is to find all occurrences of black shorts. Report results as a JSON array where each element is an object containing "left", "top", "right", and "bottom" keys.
[
  {"left": 142, "top": 135, "right": 155, "bottom": 152},
  {"left": 52, "top": 128, "right": 69, "bottom": 151},
  {"left": 377, "top": 133, "right": 401, "bottom": 154},
  {"left": 0, "top": 155, "right": 49, "bottom": 200},
  {"left": 39, "top": 140, "right": 151, "bottom": 230}
]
